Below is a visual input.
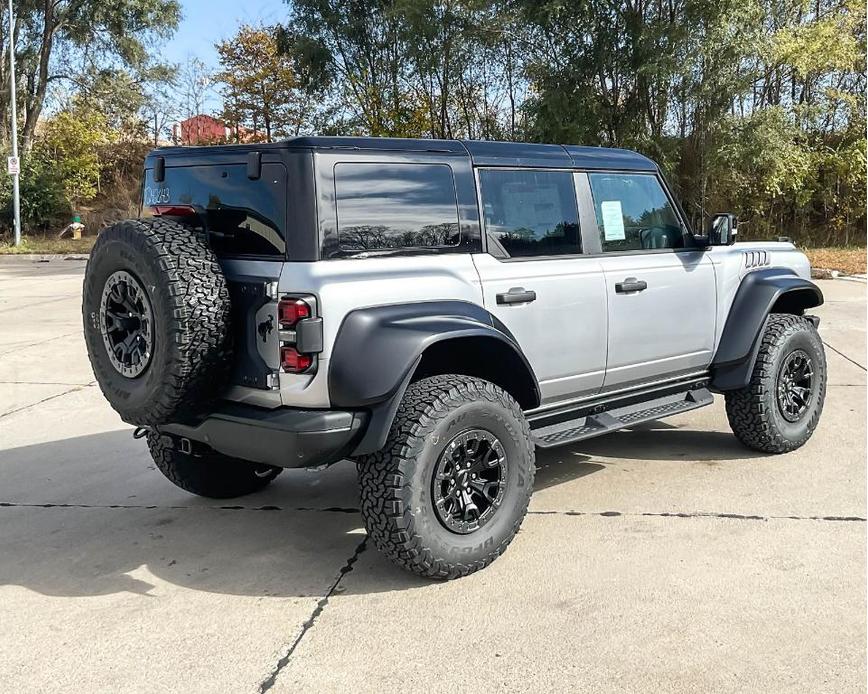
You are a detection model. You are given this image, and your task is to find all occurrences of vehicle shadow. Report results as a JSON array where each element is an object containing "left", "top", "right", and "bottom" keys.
[
  {"left": 0, "top": 430, "right": 384, "bottom": 598},
  {"left": 0, "top": 419, "right": 760, "bottom": 599},
  {"left": 565, "top": 420, "right": 764, "bottom": 462},
  {"left": 532, "top": 420, "right": 759, "bottom": 489}
]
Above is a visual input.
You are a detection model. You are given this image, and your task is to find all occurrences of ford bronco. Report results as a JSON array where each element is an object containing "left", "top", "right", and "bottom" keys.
[{"left": 82, "top": 137, "right": 826, "bottom": 578}]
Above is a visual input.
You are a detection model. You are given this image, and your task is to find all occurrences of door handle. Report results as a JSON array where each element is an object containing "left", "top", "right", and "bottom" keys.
[
  {"left": 615, "top": 278, "right": 648, "bottom": 293},
  {"left": 496, "top": 287, "right": 537, "bottom": 305}
]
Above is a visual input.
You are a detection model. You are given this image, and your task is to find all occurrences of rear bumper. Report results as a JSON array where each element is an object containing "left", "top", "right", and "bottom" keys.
[{"left": 158, "top": 403, "right": 368, "bottom": 469}]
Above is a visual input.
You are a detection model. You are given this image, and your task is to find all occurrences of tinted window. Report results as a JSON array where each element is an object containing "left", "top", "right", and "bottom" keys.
[
  {"left": 478, "top": 169, "right": 580, "bottom": 258},
  {"left": 332, "top": 163, "right": 460, "bottom": 257},
  {"left": 143, "top": 163, "right": 286, "bottom": 257},
  {"left": 588, "top": 173, "right": 684, "bottom": 252}
]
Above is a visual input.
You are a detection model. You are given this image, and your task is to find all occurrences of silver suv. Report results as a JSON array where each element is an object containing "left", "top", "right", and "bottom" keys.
[{"left": 82, "top": 137, "right": 826, "bottom": 578}]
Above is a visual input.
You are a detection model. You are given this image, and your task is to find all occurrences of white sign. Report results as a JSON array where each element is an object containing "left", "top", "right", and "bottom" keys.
[
  {"left": 7, "top": 156, "right": 19, "bottom": 175},
  {"left": 600, "top": 200, "right": 625, "bottom": 241}
]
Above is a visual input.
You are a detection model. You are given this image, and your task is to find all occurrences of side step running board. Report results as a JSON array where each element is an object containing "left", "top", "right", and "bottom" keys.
[{"left": 531, "top": 388, "right": 714, "bottom": 449}]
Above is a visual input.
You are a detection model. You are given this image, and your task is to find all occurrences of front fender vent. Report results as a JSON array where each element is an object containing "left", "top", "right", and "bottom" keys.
[{"left": 743, "top": 250, "right": 770, "bottom": 270}]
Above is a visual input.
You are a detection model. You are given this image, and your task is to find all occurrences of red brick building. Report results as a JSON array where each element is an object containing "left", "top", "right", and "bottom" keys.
[{"left": 173, "top": 115, "right": 254, "bottom": 145}]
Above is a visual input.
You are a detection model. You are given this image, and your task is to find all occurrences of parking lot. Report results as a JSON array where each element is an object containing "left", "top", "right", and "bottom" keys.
[{"left": 0, "top": 256, "right": 864, "bottom": 693}]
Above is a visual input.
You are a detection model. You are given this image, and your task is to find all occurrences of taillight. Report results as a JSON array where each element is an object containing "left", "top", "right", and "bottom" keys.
[
  {"left": 150, "top": 205, "right": 196, "bottom": 217},
  {"left": 278, "top": 297, "right": 317, "bottom": 374},
  {"left": 278, "top": 298, "right": 311, "bottom": 328},
  {"left": 281, "top": 346, "right": 312, "bottom": 373}
]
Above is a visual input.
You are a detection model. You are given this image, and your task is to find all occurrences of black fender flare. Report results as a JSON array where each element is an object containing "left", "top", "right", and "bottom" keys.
[
  {"left": 710, "top": 268, "right": 823, "bottom": 391},
  {"left": 328, "top": 300, "right": 539, "bottom": 455}
]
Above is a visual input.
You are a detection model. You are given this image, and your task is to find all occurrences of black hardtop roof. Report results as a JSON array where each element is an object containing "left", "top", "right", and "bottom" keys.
[{"left": 149, "top": 136, "right": 657, "bottom": 171}]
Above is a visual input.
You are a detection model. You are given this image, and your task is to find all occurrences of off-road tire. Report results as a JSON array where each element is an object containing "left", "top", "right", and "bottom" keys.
[
  {"left": 725, "top": 313, "right": 826, "bottom": 453},
  {"left": 146, "top": 432, "right": 281, "bottom": 498},
  {"left": 357, "top": 375, "right": 535, "bottom": 579},
  {"left": 83, "top": 218, "right": 232, "bottom": 426}
]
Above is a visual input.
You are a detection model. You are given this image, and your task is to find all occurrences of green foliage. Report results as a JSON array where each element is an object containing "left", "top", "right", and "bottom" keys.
[
  {"left": 1, "top": 0, "right": 862, "bottom": 247},
  {"left": 278, "top": 0, "right": 864, "bottom": 245},
  {"left": 0, "top": 103, "right": 150, "bottom": 236},
  {"left": 37, "top": 108, "right": 113, "bottom": 206},
  {"left": 0, "top": 154, "right": 70, "bottom": 232},
  {"left": 282, "top": 0, "right": 524, "bottom": 139},
  {"left": 0, "top": 0, "right": 180, "bottom": 239},
  {"left": 518, "top": 0, "right": 865, "bottom": 244},
  {"left": 216, "top": 25, "right": 317, "bottom": 140}
]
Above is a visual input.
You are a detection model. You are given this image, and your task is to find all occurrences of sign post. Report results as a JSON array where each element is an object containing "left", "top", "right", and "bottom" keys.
[{"left": 7, "top": 0, "right": 20, "bottom": 246}]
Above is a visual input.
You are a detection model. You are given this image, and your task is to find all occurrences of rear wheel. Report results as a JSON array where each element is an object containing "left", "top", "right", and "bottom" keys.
[
  {"left": 147, "top": 432, "right": 281, "bottom": 499},
  {"left": 725, "top": 313, "right": 826, "bottom": 453},
  {"left": 357, "top": 375, "right": 535, "bottom": 579}
]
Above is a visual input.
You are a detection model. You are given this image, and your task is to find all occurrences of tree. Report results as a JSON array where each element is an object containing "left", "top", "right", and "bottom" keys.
[
  {"left": 281, "top": 0, "right": 421, "bottom": 136},
  {"left": 37, "top": 106, "right": 112, "bottom": 206},
  {"left": 515, "top": 0, "right": 865, "bottom": 243},
  {"left": 0, "top": 0, "right": 181, "bottom": 152},
  {"left": 281, "top": 0, "right": 526, "bottom": 139},
  {"left": 141, "top": 74, "right": 181, "bottom": 146},
  {"left": 178, "top": 56, "right": 214, "bottom": 120},
  {"left": 215, "top": 25, "right": 314, "bottom": 141}
]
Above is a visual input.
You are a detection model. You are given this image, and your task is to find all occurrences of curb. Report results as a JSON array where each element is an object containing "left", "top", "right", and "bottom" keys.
[
  {"left": 811, "top": 268, "right": 866, "bottom": 282},
  {"left": 0, "top": 254, "right": 89, "bottom": 262}
]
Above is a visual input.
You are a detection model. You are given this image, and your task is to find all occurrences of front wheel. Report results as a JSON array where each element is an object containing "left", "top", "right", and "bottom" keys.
[
  {"left": 357, "top": 375, "right": 535, "bottom": 579},
  {"left": 725, "top": 314, "right": 826, "bottom": 453}
]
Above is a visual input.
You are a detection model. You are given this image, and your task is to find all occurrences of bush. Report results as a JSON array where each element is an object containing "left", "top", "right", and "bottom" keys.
[{"left": 0, "top": 154, "right": 71, "bottom": 235}]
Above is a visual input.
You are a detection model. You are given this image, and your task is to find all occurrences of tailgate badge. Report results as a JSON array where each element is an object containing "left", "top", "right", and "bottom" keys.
[{"left": 257, "top": 315, "right": 274, "bottom": 343}]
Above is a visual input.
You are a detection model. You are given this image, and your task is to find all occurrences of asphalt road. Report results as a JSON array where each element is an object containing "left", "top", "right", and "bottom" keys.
[{"left": 0, "top": 256, "right": 865, "bottom": 693}]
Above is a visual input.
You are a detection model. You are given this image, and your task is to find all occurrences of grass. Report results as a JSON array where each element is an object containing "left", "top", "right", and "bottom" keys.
[
  {"left": 1, "top": 234, "right": 864, "bottom": 276},
  {"left": 0, "top": 236, "right": 96, "bottom": 255},
  {"left": 803, "top": 247, "right": 866, "bottom": 275}
]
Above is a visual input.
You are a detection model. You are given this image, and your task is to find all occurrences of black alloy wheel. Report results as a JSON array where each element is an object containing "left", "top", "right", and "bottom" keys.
[
  {"left": 776, "top": 349, "right": 814, "bottom": 422},
  {"left": 100, "top": 270, "right": 154, "bottom": 378},
  {"left": 432, "top": 428, "right": 508, "bottom": 534}
]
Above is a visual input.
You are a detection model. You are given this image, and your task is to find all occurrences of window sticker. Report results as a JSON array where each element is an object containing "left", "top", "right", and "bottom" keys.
[{"left": 600, "top": 200, "right": 625, "bottom": 241}]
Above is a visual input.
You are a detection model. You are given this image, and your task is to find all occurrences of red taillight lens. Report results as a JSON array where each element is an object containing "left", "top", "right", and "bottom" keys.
[
  {"left": 281, "top": 346, "right": 312, "bottom": 373},
  {"left": 278, "top": 298, "right": 311, "bottom": 328},
  {"left": 150, "top": 205, "right": 196, "bottom": 216}
]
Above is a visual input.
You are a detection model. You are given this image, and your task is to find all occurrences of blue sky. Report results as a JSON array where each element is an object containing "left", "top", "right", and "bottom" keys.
[{"left": 162, "top": 0, "right": 289, "bottom": 70}]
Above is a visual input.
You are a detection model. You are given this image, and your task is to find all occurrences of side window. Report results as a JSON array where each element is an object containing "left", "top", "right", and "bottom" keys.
[
  {"left": 331, "top": 163, "right": 461, "bottom": 258},
  {"left": 478, "top": 169, "right": 580, "bottom": 258},
  {"left": 588, "top": 173, "right": 684, "bottom": 252}
]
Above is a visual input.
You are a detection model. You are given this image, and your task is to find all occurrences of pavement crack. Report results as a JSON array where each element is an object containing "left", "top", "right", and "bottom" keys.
[
  {"left": 0, "top": 331, "right": 81, "bottom": 357},
  {"left": 822, "top": 340, "right": 867, "bottom": 371},
  {"left": 259, "top": 538, "right": 368, "bottom": 693},
  {"left": 528, "top": 509, "right": 866, "bottom": 522},
  {"left": 0, "top": 382, "right": 95, "bottom": 419},
  {"left": 0, "top": 380, "right": 93, "bottom": 386},
  {"left": 0, "top": 501, "right": 361, "bottom": 514}
]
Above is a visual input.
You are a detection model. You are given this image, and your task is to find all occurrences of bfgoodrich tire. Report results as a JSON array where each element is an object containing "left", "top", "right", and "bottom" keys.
[
  {"left": 147, "top": 432, "right": 281, "bottom": 499},
  {"left": 725, "top": 313, "right": 826, "bottom": 453},
  {"left": 82, "top": 218, "right": 232, "bottom": 426},
  {"left": 357, "top": 375, "right": 535, "bottom": 579}
]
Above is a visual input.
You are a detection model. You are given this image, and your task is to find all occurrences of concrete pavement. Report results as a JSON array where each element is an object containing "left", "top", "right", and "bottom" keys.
[{"left": 0, "top": 256, "right": 864, "bottom": 693}]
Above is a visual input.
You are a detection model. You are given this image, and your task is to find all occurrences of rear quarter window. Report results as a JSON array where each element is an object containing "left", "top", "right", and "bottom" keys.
[
  {"left": 328, "top": 162, "right": 462, "bottom": 258},
  {"left": 143, "top": 163, "right": 287, "bottom": 258}
]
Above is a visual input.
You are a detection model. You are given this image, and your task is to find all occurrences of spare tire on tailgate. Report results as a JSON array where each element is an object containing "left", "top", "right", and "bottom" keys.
[{"left": 82, "top": 218, "right": 232, "bottom": 425}]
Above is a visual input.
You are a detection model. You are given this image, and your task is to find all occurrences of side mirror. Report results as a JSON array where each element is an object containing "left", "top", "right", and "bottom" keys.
[{"left": 707, "top": 213, "right": 738, "bottom": 246}]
